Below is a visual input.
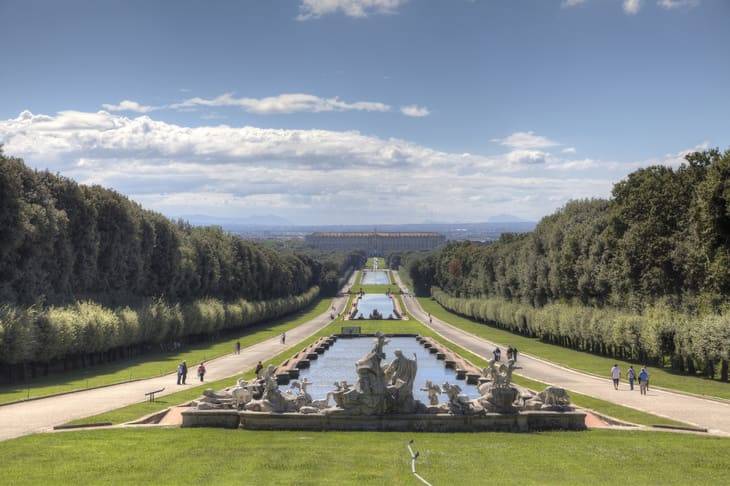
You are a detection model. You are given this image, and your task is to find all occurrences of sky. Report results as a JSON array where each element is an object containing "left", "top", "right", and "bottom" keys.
[{"left": 1, "top": 0, "right": 728, "bottom": 225}]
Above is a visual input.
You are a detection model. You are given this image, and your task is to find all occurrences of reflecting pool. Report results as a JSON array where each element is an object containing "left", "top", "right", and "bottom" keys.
[
  {"left": 354, "top": 294, "right": 395, "bottom": 319},
  {"left": 361, "top": 270, "right": 390, "bottom": 285},
  {"left": 279, "top": 336, "right": 481, "bottom": 404}
]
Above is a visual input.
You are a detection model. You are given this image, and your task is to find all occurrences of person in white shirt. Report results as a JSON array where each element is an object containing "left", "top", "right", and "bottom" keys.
[{"left": 611, "top": 364, "right": 621, "bottom": 390}]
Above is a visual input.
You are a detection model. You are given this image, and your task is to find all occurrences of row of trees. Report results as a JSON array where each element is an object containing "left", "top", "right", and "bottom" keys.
[
  {"left": 0, "top": 287, "right": 319, "bottom": 381},
  {"left": 0, "top": 150, "right": 320, "bottom": 307},
  {"left": 409, "top": 149, "right": 730, "bottom": 380},
  {"left": 0, "top": 151, "right": 342, "bottom": 381}
]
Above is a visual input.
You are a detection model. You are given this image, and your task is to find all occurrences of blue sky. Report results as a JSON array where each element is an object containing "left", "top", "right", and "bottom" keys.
[{"left": 1, "top": 0, "right": 728, "bottom": 224}]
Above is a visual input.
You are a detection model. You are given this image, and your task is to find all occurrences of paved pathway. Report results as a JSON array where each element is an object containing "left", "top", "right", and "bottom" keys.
[
  {"left": 393, "top": 272, "right": 730, "bottom": 436},
  {"left": 0, "top": 277, "right": 354, "bottom": 442}
]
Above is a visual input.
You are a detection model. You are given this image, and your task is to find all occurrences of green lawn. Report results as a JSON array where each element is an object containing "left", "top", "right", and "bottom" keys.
[
  {"left": 419, "top": 297, "right": 730, "bottom": 401},
  {"left": 365, "top": 257, "right": 385, "bottom": 269},
  {"left": 2, "top": 428, "right": 729, "bottom": 485},
  {"left": 0, "top": 299, "right": 332, "bottom": 405}
]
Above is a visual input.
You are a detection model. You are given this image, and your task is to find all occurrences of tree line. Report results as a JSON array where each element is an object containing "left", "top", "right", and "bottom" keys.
[
  {"left": 0, "top": 150, "right": 349, "bottom": 382},
  {"left": 408, "top": 149, "right": 730, "bottom": 381}
]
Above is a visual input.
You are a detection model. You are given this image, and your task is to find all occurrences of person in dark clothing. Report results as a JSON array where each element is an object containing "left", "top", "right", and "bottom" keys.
[
  {"left": 512, "top": 347, "right": 518, "bottom": 362},
  {"left": 493, "top": 347, "right": 501, "bottom": 362},
  {"left": 281, "top": 332, "right": 286, "bottom": 345},
  {"left": 181, "top": 361, "right": 188, "bottom": 385},
  {"left": 255, "top": 361, "right": 264, "bottom": 378},
  {"left": 176, "top": 362, "right": 183, "bottom": 385},
  {"left": 235, "top": 341, "right": 241, "bottom": 355},
  {"left": 506, "top": 347, "right": 513, "bottom": 361}
]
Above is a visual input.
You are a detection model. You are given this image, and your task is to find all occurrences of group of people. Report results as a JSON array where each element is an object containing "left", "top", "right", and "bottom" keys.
[
  {"left": 491, "top": 346, "right": 518, "bottom": 362},
  {"left": 176, "top": 361, "right": 207, "bottom": 385},
  {"left": 611, "top": 364, "right": 650, "bottom": 395}
]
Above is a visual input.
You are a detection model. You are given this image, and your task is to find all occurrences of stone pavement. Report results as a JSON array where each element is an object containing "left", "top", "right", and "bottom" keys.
[
  {"left": 0, "top": 276, "right": 354, "bottom": 442},
  {"left": 393, "top": 272, "right": 730, "bottom": 436}
]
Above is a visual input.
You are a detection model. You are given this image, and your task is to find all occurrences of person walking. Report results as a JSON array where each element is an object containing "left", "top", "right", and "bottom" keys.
[
  {"left": 512, "top": 346, "right": 518, "bottom": 362},
  {"left": 639, "top": 367, "right": 649, "bottom": 395},
  {"left": 176, "top": 362, "right": 183, "bottom": 385},
  {"left": 197, "top": 362, "right": 206, "bottom": 382},
  {"left": 235, "top": 341, "right": 241, "bottom": 355},
  {"left": 428, "top": 313, "right": 432, "bottom": 324},
  {"left": 281, "top": 332, "right": 286, "bottom": 345},
  {"left": 255, "top": 360, "right": 264, "bottom": 378},
  {"left": 493, "top": 347, "right": 501, "bottom": 362},
  {"left": 507, "top": 346, "right": 513, "bottom": 361},
  {"left": 611, "top": 364, "right": 620, "bottom": 390},
  {"left": 181, "top": 361, "right": 188, "bottom": 385},
  {"left": 628, "top": 366, "right": 636, "bottom": 391}
]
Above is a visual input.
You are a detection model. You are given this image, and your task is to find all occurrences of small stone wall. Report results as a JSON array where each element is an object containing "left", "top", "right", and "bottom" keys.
[
  {"left": 181, "top": 409, "right": 240, "bottom": 429},
  {"left": 235, "top": 411, "right": 586, "bottom": 432}
]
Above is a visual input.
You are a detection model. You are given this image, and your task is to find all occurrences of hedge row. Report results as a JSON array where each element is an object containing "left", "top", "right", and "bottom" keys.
[
  {"left": 0, "top": 286, "right": 319, "bottom": 366},
  {"left": 431, "top": 287, "right": 730, "bottom": 379}
]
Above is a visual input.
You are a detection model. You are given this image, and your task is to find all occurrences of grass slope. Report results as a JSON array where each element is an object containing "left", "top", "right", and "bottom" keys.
[
  {"left": 2, "top": 428, "right": 730, "bottom": 485},
  {"left": 419, "top": 297, "right": 730, "bottom": 401},
  {"left": 0, "top": 299, "right": 331, "bottom": 405}
]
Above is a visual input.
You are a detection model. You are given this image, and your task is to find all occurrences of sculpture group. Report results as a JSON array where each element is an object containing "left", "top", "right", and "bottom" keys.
[{"left": 191, "top": 332, "right": 573, "bottom": 416}]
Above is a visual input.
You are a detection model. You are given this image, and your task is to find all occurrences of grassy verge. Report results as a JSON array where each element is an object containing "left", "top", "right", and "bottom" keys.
[
  {"left": 2, "top": 428, "right": 730, "bottom": 485},
  {"left": 418, "top": 297, "right": 730, "bottom": 401},
  {"left": 0, "top": 299, "right": 331, "bottom": 406}
]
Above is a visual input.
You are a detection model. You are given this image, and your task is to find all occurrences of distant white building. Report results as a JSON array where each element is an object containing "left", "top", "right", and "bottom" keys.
[{"left": 305, "top": 231, "right": 446, "bottom": 255}]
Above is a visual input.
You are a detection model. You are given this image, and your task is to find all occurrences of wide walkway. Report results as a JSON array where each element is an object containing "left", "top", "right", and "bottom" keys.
[
  {"left": 394, "top": 272, "right": 730, "bottom": 436},
  {"left": 0, "top": 278, "right": 353, "bottom": 442}
]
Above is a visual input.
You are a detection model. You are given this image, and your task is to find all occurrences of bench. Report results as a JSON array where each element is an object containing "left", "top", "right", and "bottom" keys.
[{"left": 145, "top": 387, "right": 165, "bottom": 402}]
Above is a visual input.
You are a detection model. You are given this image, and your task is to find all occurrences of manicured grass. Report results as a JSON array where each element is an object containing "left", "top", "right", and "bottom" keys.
[
  {"left": 350, "top": 284, "right": 401, "bottom": 294},
  {"left": 365, "top": 257, "right": 385, "bottom": 269},
  {"left": 3, "top": 428, "right": 730, "bottom": 485},
  {"left": 0, "top": 299, "right": 332, "bottom": 405},
  {"left": 419, "top": 297, "right": 730, "bottom": 401}
]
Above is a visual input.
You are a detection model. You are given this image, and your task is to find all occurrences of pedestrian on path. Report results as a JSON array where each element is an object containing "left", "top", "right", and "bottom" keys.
[
  {"left": 428, "top": 313, "right": 432, "bottom": 324},
  {"left": 176, "top": 362, "right": 184, "bottom": 385},
  {"left": 512, "top": 346, "right": 518, "bottom": 362},
  {"left": 235, "top": 341, "right": 241, "bottom": 355},
  {"left": 281, "top": 332, "right": 286, "bottom": 345},
  {"left": 628, "top": 366, "right": 636, "bottom": 391},
  {"left": 255, "top": 361, "right": 264, "bottom": 378},
  {"left": 197, "top": 362, "right": 206, "bottom": 382},
  {"left": 611, "top": 364, "right": 620, "bottom": 390},
  {"left": 493, "top": 347, "right": 501, "bottom": 362},
  {"left": 639, "top": 367, "right": 649, "bottom": 395},
  {"left": 181, "top": 361, "right": 188, "bottom": 385},
  {"left": 507, "top": 346, "right": 513, "bottom": 361}
]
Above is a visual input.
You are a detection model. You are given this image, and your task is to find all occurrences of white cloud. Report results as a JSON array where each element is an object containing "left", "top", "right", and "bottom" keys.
[
  {"left": 101, "top": 100, "right": 156, "bottom": 113},
  {"left": 0, "top": 110, "right": 707, "bottom": 224},
  {"left": 562, "top": 147, "right": 577, "bottom": 154},
  {"left": 561, "top": 0, "right": 586, "bottom": 7},
  {"left": 623, "top": 0, "right": 642, "bottom": 14},
  {"left": 657, "top": 0, "right": 699, "bottom": 9},
  {"left": 400, "top": 105, "right": 430, "bottom": 117},
  {"left": 297, "top": 0, "right": 407, "bottom": 20},
  {"left": 491, "top": 131, "right": 560, "bottom": 150},
  {"left": 171, "top": 93, "right": 391, "bottom": 115}
]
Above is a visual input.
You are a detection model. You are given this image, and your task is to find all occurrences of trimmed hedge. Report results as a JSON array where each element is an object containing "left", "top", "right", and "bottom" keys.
[
  {"left": 0, "top": 287, "right": 319, "bottom": 368},
  {"left": 432, "top": 287, "right": 730, "bottom": 380}
]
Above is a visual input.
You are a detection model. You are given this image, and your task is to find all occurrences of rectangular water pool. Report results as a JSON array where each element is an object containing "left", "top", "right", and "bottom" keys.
[
  {"left": 353, "top": 294, "right": 395, "bottom": 319},
  {"left": 361, "top": 270, "right": 390, "bottom": 285},
  {"left": 279, "top": 336, "right": 481, "bottom": 405}
]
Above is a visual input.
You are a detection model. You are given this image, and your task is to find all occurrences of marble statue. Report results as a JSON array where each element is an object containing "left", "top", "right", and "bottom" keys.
[{"left": 420, "top": 380, "right": 441, "bottom": 406}]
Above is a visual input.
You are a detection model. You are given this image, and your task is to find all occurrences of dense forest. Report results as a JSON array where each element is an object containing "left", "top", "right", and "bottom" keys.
[
  {"left": 0, "top": 150, "right": 360, "bottom": 381},
  {"left": 407, "top": 149, "right": 730, "bottom": 380}
]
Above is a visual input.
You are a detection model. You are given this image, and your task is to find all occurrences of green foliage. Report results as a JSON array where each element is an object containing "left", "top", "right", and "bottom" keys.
[
  {"left": 411, "top": 149, "right": 730, "bottom": 378},
  {"left": 0, "top": 288, "right": 319, "bottom": 366}
]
